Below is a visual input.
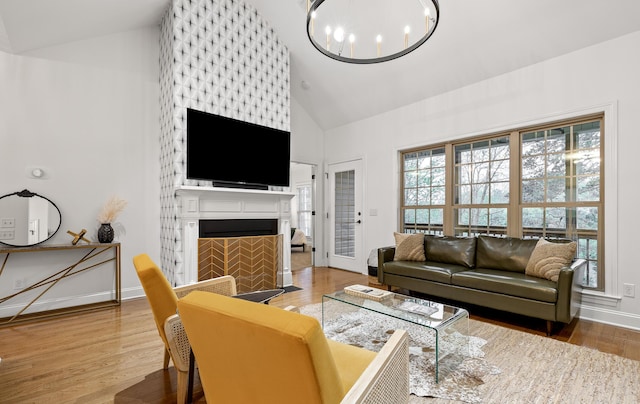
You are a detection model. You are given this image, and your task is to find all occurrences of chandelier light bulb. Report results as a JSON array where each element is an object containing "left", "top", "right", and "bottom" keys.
[
  {"left": 376, "top": 34, "right": 382, "bottom": 57},
  {"left": 310, "top": 11, "right": 316, "bottom": 36},
  {"left": 334, "top": 27, "right": 345, "bottom": 43},
  {"left": 349, "top": 33, "right": 355, "bottom": 57},
  {"left": 325, "top": 25, "right": 332, "bottom": 51},
  {"left": 425, "top": 8, "right": 431, "bottom": 32},
  {"left": 404, "top": 26, "right": 410, "bottom": 49}
]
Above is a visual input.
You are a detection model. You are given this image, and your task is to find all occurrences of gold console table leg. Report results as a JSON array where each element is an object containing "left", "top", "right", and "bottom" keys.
[{"left": 0, "top": 243, "right": 121, "bottom": 326}]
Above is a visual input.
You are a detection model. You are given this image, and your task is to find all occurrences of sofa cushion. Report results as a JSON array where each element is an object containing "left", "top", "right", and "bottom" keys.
[
  {"left": 475, "top": 235, "right": 538, "bottom": 273},
  {"left": 393, "top": 232, "right": 426, "bottom": 261},
  {"left": 382, "top": 260, "right": 468, "bottom": 284},
  {"left": 525, "top": 238, "right": 577, "bottom": 282},
  {"left": 425, "top": 236, "right": 476, "bottom": 268},
  {"left": 451, "top": 268, "right": 558, "bottom": 303}
]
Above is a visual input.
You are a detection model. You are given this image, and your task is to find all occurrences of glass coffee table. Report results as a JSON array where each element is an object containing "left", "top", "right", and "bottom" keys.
[{"left": 322, "top": 287, "right": 469, "bottom": 383}]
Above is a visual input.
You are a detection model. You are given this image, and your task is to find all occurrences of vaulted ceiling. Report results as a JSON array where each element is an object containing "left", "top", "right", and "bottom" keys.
[{"left": 2, "top": 0, "right": 640, "bottom": 130}]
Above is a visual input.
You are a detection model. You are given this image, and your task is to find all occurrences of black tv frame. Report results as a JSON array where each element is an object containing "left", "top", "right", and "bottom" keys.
[{"left": 186, "top": 108, "right": 291, "bottom": 190}]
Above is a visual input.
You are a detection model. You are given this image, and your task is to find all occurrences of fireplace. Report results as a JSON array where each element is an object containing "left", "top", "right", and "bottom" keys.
[
  {"left": 175, "top": 186, "right": 296, "bottom": 287},
  {"left": 199, "top": 219, "right": 278, "bottom": 238}
]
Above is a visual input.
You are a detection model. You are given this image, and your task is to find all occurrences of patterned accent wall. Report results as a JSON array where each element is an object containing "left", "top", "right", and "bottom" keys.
[{"left": 159, "top": 0, "right": 290, "bottom": 284}]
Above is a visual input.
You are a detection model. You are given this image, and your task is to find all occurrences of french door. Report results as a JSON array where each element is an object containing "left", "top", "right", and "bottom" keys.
[{"left": 328, "top": 159, "right": 363, "bottom": 273}]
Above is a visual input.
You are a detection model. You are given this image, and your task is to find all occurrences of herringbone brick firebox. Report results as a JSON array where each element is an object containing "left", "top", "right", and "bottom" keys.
[{"left": 198, "top": 235, "right": 283, "bottom": 293}]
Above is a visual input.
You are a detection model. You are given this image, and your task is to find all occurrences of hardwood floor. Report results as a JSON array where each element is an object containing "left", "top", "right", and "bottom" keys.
[{"left": 1, "top": 266, "right": 638, "bottom": 403}]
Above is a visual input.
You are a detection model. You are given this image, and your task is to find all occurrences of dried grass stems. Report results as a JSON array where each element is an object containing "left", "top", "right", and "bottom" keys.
[{"left": 97, "top": 196, "right": 127, "bottom": 224}]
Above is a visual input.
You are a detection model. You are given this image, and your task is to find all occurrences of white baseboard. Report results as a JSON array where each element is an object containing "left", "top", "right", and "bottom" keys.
[
  {"left": 579, "top": 304, "right": 640, "bottom": 331},
  {"left": 0, "top": 290, "right": 124, "bottom": 318}
]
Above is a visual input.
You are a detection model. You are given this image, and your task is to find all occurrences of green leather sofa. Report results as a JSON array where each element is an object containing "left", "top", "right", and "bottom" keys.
[{"left": 378, "top": 235, "right": 586, "bottom": 335}]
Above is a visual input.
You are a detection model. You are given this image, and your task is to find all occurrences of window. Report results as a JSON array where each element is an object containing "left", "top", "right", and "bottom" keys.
[
  {"left": 402, "top": 148, "right": 445, "bottom": 235},
  {"left": 297, "top": 184, "right": 313, "bottom": 242},
  {"left": 401, "top": 115, "right": 603, "bottom": 290},
  {"left": 520, "top": 121, "right": 602, "bottom": 288},
  {"left": 454, "top": 137, "right": 510, "bottom": 236},
  {"left": 334, "top": 170, "right": 355, "bottom": 257}
]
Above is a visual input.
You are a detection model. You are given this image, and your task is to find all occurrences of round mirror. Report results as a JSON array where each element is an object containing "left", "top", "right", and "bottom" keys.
[{"left": 0, "top": 190, "right": 62, "bottom": 247}]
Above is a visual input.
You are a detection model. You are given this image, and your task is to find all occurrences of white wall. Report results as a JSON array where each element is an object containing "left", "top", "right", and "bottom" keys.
[
  {"left": 0, "top": 24, "right": 328, "bottom": 308},
  {"left": 324, "top": 31, "right": 640, "bottom": 330},
  {"left": 291, "top": 97, "right": 326, "bottom": 265},
  {"left": 0, "top": 28, "right": 161, "bottom": 302}
]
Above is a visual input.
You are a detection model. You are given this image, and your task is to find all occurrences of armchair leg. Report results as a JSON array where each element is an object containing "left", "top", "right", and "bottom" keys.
[
  {"left": 176, "top": 369, "right": 189, "bottom": 404},
  {"left": 163, "top": 348, "right": 171, "bottom": 369}
]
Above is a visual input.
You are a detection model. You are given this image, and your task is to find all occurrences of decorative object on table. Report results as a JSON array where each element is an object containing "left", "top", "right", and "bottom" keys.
[
  {"left": 97, "top": 196, "right": 127, "bottom": 243},
  {"left": 97, "top": 224, "right": 115, "bottom": 243},
  {"left": 67, "top": 229, "right": 91, "bottom": 245},
  {"left": 344, "top": 284, "right": 393, "bottom": 301}
]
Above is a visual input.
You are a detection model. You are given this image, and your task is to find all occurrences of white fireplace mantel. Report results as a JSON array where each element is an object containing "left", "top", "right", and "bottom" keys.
[{"left": 175, "top": 185, "right": 296, "bottom": 286}]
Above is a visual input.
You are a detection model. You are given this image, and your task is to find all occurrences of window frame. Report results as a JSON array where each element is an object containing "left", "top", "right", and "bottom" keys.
[{"left": 399, "top": 113, "right": 605, "bottom": 291}]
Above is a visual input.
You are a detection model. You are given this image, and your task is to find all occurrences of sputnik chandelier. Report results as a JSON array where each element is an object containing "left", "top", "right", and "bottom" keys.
[{"left": 306, "top": 0, "right": 440, "bottom": 64}]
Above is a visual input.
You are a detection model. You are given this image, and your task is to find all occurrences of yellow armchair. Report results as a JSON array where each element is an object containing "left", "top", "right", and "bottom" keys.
[
  {"left": 177, "top": 290, "right": 410, "bottom": 404},
  {"left": 133, "top": 253, "right": 237, "bottom": 404}
]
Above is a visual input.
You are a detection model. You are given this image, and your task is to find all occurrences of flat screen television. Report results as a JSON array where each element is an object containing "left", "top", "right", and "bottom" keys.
[{"left": 186, "top": 108, "right": 291, "bottom": 189}]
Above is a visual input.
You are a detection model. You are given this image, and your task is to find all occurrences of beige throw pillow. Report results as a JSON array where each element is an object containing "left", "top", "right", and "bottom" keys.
[
  {"left": 525, "top": 238, "right": 577, "bottom": 282},
  {"left": 393, "top": 232, "right": 426, "bottom": 261}
]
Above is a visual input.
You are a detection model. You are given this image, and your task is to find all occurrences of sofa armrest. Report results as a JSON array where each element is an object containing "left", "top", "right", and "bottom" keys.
[
  {"left": 377, "top": 246, "right": 396, "bottom": 284},
  {"left": 173, "top": 275, "right": 237, "bottom": 299},
  {"left": 341, "top": 329, "right": 409, "bottom": 404},
  {"left": 555, "top": 258, "right": 586, "bottom": 323},
  {"left": 378, "top": 246, "right": 396, "bottom": 264}
]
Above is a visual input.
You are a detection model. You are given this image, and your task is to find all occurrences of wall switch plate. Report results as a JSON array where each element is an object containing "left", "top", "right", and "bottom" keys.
[
  {"left": 623, "top": 283, "right": 635, "bottom": 298},
  {"left": 1, "top": 218, "right": 14, "bottom": 228},
  {"left": 0, "top": 230, "right": 15, "bottom": 240}
]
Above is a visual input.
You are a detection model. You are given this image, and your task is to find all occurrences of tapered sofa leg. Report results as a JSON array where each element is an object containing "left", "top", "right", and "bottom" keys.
[{"left": 546, "top": 320, "right": 554, "bottom": 336}]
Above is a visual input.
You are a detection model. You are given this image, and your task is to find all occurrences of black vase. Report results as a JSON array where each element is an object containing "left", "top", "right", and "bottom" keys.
[{"left": 98, "top": 223, "right": 115, "bottom": 243}]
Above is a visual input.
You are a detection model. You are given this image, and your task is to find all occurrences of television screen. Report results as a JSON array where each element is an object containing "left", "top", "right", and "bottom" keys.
[{"left": 186, "top": 108, "right": 291, "bottom": 188}]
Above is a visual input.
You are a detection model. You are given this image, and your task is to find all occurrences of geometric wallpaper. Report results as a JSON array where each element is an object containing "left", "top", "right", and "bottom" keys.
[{"left": 159, "top": 0, "right": 290, "bottom": 284}]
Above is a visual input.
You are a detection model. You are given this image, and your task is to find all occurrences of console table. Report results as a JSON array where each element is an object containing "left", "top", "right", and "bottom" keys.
[{"left": 0, "top": 243, "right": 121, "bottom": 326}]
